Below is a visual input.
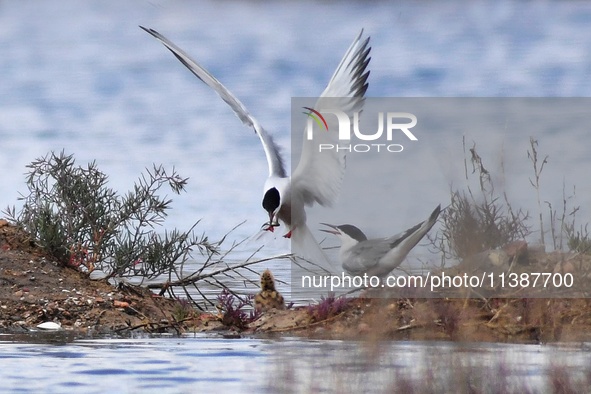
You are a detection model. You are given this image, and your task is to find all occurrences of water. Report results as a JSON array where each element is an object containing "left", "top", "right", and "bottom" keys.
[
  {"left": 2, "top": 0, "right": 590, "bottom": 237},
  {"left": 1, "top": 333, "right": 590, "bottom": 393},
  {"left": 2, "top": 0, "right": 591, "bottom": 391}
]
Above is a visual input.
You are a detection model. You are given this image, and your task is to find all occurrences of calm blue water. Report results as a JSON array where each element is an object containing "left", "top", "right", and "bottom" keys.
[
  {"left": 2, "top": 0, "right": 590, "bottom": 239},
  {"left": 1, "top": 0, "right": 591, "bottom": 391},
  {"left": 1, "top": 333, "right": 590, "bottom": 393}
]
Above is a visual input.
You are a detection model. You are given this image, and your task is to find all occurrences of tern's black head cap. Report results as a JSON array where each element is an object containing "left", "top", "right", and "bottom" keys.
[
  {"left": 262, "top": 187, "right": 280, "bottom": 213},
  {"left": 337, "top": 224, "right": 367, "bottom": 242}
]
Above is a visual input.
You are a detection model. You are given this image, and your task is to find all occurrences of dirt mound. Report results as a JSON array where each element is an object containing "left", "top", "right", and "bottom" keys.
[
  {"left": 3, "top": 219, "right": 591, "bottom": 342},
  {"left": 0, "top": 220, "right": 200, "bottom": 334}
]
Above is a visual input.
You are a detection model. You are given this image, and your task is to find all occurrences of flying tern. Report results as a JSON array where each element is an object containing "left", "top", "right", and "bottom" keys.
[
  {"left": 321, "top": 205, "right": 441, "bottom": 277},
  {"left": 141, "top": 26, "right": 371, "bottom": 266}
]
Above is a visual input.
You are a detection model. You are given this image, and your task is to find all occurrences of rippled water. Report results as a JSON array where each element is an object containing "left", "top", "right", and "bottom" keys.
[
  {"left": 1, "top": 333, "right": 590, "bottom": 393},
  {"left": 2, "top": 0, "right": 591, "bottom": 239}
]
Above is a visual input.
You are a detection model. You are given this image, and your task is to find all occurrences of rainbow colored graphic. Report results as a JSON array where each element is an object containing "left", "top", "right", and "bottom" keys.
[{"left": 303, "top": 107, "right": 328, "bottom": 131}]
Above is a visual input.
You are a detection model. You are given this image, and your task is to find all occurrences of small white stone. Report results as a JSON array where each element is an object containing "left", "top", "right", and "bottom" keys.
[{"left": 36, "top": 322, "right": 62, "bottom": 331}]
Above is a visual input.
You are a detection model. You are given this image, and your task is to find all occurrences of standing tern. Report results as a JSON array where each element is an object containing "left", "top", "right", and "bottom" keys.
[
  {"left": 321, "top": 205, "right": 441, "bottom": 278},
  {"left": 141, "top": 26, "right": 371, "bottom": 266}
]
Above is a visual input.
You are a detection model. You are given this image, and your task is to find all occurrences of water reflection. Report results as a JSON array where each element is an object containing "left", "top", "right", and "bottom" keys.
[{"left": 1, "top": 334, "right": 590, "bottom": 393}]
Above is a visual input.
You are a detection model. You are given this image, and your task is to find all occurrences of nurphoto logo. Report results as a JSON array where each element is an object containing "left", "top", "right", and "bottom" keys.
[
  {"left": 303, "top": 106, "right": 329, "bottom": 131},
  {"left": 303, "top": 107, "right": 418, "bottom": 153}
]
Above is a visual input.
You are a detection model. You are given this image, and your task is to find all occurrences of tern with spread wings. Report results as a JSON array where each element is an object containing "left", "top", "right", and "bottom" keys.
[{"left": 141, "top": 27, "right": 371, "bottom": 266}]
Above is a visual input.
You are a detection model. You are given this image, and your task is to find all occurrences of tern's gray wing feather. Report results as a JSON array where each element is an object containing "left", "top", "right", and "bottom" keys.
[
  {"left": 342, "top": 239, "right": 392, "bottom": 275},
  {"left": 377, "top": 205, "right": 442, "bottom": 272},
  {"left": 385, "top": 205, "right": 441, "bottom": 249},
  {"left": 141, "top": 26, "right": 286, "bottom": 178},
  {"left": 293, "top": 30, "right": 371, "bottom": 208},
  {"left": 317, "top": 29, "right": 370, "bottom": 110},
  {"left": 386, "top": 222, "right": 424, "bottom": 249}
]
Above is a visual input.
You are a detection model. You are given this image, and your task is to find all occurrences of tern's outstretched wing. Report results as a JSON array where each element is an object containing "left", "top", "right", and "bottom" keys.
[
  {"left": 343, "top": 205, "right": 441, "bottom": 277},
  {"left": 384, "top": 205, "right": 441, "bottom": 250},
  {"left": 292, "top": 30, "right": 371, "bottom": 208},
  {"left": 376, "top": 205, "right": 441, "bottom": 273},
  {"left": 140, "top": 26, "right": 286, "bottom": 178},
  {"left": 318, "top": 29, "right": 371, "bottom": 109}
]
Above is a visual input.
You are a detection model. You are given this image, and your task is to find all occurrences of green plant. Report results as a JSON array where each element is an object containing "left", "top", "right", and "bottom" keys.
[
  {"left": 566, "top": 223, "right": 591, "bottom": 254},
  {"left": 4, "top": 151, "right": 218, "bottom": 278},
  {"left": 172, "top": 298, "right": 195, "bottom": 322}
]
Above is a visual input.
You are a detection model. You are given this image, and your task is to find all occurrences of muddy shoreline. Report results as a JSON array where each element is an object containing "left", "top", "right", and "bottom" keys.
[{"left": 2, "top": 221, "right": 591, "bottom": 343}]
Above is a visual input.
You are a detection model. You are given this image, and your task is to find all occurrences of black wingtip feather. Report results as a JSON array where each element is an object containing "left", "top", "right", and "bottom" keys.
[{"left": 430, "top": 205, "right": 442, "bottom": 222}]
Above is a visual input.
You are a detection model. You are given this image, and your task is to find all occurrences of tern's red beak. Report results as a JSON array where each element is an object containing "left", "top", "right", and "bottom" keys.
[{"left": 263, "top": 212, "right": 280, "bottom": 232}]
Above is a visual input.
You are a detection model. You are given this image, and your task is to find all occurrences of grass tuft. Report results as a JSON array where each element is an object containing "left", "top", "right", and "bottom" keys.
[{"left": 432, "top": 139, "right": 530, "bottom": 261}]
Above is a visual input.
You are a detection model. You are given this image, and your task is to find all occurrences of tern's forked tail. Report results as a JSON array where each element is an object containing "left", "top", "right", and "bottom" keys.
[{"left": 291, "top": 224, "right": 336, "bottom": 275}]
